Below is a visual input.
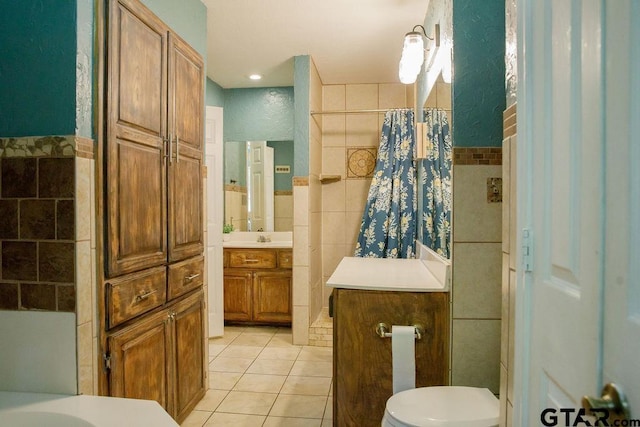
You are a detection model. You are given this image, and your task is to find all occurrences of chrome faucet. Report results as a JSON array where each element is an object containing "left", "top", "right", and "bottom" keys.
[{"left": 257, "top": 234, "right": 271, "bottom": 243}]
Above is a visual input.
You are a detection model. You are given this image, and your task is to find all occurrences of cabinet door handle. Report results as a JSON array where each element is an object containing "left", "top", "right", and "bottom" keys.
[
  {"left": 185, "top": 273, "right": 200, "bottom": 282},
  {"left": 134, "top": 289, "right": 157, "bottom": 303},
  {"left": 176, "top": 134, "right": 180, "bottom": 163},
  {"left": 168, "top": 133, "right": 173, "bottom": 164}
]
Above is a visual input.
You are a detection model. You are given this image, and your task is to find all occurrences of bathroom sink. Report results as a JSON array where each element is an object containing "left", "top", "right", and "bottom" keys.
[{"left": 1, "top": 411, "right": 95, "bottom": 427}]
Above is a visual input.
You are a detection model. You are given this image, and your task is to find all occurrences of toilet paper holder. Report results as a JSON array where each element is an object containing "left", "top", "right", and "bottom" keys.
[{"left": 376, "top": 323, "right": 424, "bottom": 340}]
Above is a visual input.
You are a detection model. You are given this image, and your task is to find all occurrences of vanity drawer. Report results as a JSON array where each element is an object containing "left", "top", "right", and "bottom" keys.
[
  {"left": 106, "top": 266, "right": 167, "bottom": 329},
  {"left": 228, "top": 250, "right": 276, "bottom": 269},
  {"left": 278, "top": 250, "right": 293, "bottom": 268},
  {"left": 168, "top": 255, "right": 204, "bottom": 300}
]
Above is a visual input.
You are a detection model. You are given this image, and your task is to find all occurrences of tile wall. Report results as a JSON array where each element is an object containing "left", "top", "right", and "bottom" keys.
[
  {"left": 451, "top": 147, "right": 503, "bottom": 394},
  {"left": 319, "top": 83, "right": 414, "bottom": 306},
  {"left": 274, "top": 192, "right": 293, "bottom": 231},
  {"left": 224, "top": 184, "right": 247, "bottom": 231},
  {"left": 0, "top": 135, "right": 98, "bottom": 395},
  {"left": 499, "top": 104, "right": 517, "bottom": 426}
]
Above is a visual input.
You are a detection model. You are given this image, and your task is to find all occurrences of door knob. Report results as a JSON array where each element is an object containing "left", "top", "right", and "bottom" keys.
[{"left": 581, "top": 383, "right": 630, "bottom": 424}]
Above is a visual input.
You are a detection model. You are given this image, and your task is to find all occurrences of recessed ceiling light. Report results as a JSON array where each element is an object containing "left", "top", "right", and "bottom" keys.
[{"left": 249, "top": 74, "right": 262, "bottom": 80}]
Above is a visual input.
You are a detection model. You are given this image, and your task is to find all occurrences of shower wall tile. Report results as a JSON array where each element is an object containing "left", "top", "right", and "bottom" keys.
[
  {"left": 451, "top": 318, "right": 501, "bottom": 394},
  {"left": 452, "top": 243, "right": 502, "bottom": 319},
  {"left": 322, "top": 181, "right": 345, "bottom": 213},
  {"left": 453, "top": 165, "right": 502, "bottom": 242},
  {"left": 322, "top": 212, "right": 346, "bottom": 245},
  {"left": 345, "top": 84, "right": 378, "bottom": 110},
  {"left": 293, "top": 266, "right": 309, "bottom": 306},
  {"left": 293, "top": 226, "right": 309, "bottom": 267},
  {"left": 319, "top": 83, "right": 409, "bottom": 310},
  {"left": 322, "top": 116, "right": 346, "bottom": 147},
  {"left": 323, "top": 85, "right": 346, "bottom": 111},
  {"left": 346, "top": 114, "right": 379, "bottom": 147},
  {"left": 378, "top": 84, "right": 407, "bottom": 109},
  {"left": 293, "top": 184, "right": 309, "bottom": 227},
  {"left": 322, "top": 147, "right": 346, "bottom": 177},
  {"left": 344, "top": 211, "right": 363, "bottom": 251},
  {"left": 345, "top": 179, "right": 371, "bottom": 211}
]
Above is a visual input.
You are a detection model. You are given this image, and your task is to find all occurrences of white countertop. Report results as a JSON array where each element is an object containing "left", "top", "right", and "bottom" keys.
[
  {"left": 0, "top": 391, "right": 178, "bottom": 426},
  {"left": 222, "top": 231, "right": 292, "bottom": 249},
  {"left": 326, "top": 257, "right": 449, "bottom": 292}
]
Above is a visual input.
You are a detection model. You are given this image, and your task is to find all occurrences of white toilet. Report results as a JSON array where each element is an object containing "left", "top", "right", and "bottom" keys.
[{"left": 382, "top": 386, "right": 499, "bottom": 427}]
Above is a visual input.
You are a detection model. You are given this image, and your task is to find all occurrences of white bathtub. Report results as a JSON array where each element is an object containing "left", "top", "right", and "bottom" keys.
[{"left": 0, "top": 391, "right": 178, "bottom": 427}]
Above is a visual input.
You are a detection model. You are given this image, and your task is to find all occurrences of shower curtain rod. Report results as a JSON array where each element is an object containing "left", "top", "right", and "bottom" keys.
[{"left": 310, "top": 108, "right": 413, "bottom": 115}]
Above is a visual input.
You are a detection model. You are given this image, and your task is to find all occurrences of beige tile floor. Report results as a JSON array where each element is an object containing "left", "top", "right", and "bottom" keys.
[{"left": 181, "top": 326, "right": 333, "bottom": 427}]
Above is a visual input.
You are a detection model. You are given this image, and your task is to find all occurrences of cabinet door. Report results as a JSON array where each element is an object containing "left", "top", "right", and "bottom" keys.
[
  {"left": 223, "top": 270, "right": 253, "bottom": 322},
  {"left": 167, "top": 33, "right": 204, "bottom": 263},
  {"left": 108, "top": 308, "right": 172, "bottom": 412},
  {"left": 252, "top": 271, "right": 292, "bottom": 324},
  {"left": 172, "top": 292, "right": 206, "bottom": 423},
  {"left": 333, "top": 289, "right": 449, "bottom": 426},
  {"left": 106, "top": 0, "right": 168, "bottom": 277}
]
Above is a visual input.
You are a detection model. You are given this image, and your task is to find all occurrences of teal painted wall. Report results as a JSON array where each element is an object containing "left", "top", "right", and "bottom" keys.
[
  {"left": 0, "top": 1, "right": 78, "bottom": 137},
  {"left": 223, "top": 87, "right": 294, "bottom": 142},
  {"left": 206, "top": 78, "right": 225, "bottom": 107},
  {"left": 140, "top": 0, "right": 207, "bottom": 59},
  {"left": 452, "top": 0, "right": 505, "bottom": 147},
  {"left": 268, "top": 141, "right": 294, "bottom": 191},
  {"left": 293, "top": 55, "right": 310, "bottom": 177}
]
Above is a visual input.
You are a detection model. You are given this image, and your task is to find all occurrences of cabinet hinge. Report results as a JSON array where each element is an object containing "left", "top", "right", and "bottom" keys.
[
  {"left": 103, "top": 353, "right": 112, "bottom": 372},
  {"left": 522, "top": 228, "right": 533, "bottom": 273}
]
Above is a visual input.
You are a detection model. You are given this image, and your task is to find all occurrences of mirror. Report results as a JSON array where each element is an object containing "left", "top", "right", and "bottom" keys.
[
  {"left": 417, "top": 72, "right": 453, "bottom": 259},
  {"left": 224, "top": 140, "right": 294, "bottom": 232}
]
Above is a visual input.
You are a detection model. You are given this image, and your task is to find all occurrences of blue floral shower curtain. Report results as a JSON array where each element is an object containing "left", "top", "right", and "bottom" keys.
[
  {"left": 420, "top": 108, "right": 452, "bottom": 258},
  {"left": 354, "top": 109, "right": 417, "bottom": 258}
]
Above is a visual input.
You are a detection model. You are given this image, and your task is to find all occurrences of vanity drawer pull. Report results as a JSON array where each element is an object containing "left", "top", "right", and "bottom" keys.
[
  {"left": 184, "top": 273, "right": 200, "bottom": 282},
  {"left": 244, "top": 259, "right": 260, "bottom": 263},
  {"left": 135, "top": 289, "right": 158, "bottom": 303}
]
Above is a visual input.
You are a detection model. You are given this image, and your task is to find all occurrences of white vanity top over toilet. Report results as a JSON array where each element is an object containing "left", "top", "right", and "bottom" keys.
[{"left": 382, "top": 386, "right": 499, "bottom": 427}]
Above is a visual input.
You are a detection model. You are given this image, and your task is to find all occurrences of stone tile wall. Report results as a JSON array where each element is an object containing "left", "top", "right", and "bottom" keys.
[{"left": 0, "top": 149, "right": 76, "bottom": 312}]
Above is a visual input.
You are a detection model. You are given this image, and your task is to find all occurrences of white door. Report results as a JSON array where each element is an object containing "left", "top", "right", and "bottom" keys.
[
  {"left": 247, "top": 141, "right": 265, "bottom": 231},
  {"left": 516, "top": 0, "right": 638, "bottom": 424},
  {"left": 264, "top": 146, "right": 275, "bottom": 232},
  {"left": 205, "top": 106, "right": 224, "bottom": 337},
  {"left": 602, "top": 0, "right": 640, "bottom": 415}
]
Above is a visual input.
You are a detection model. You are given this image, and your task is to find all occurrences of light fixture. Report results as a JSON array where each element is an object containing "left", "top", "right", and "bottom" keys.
[
  {"left": 249, "top": 74, "right": 262, "bottom": 80},
  {"left": 398, "top": 24, "right": 432, "bottom": 84}
]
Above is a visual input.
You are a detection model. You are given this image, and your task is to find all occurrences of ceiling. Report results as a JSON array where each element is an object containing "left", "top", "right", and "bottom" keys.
[{"left": 202, "top": 0, "right": 430, "bottom": 89}]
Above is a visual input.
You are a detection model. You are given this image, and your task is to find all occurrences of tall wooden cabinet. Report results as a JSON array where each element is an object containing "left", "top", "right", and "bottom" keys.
[{"left": 102, "top": 0, "right": 206, "bottom": 423}]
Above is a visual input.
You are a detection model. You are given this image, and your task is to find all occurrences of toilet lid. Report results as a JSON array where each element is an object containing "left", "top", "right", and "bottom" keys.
[{"left": 384, "top": 386, "right": 499, "bottom": 427}]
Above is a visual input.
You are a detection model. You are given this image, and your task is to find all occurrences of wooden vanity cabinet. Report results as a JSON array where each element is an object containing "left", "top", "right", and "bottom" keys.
[
  {"left": 332, "top": 289, "right": 450, "bottom": 427},
  {"left": 223, "top": 248, "right": 292, "bottom": 325}
]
